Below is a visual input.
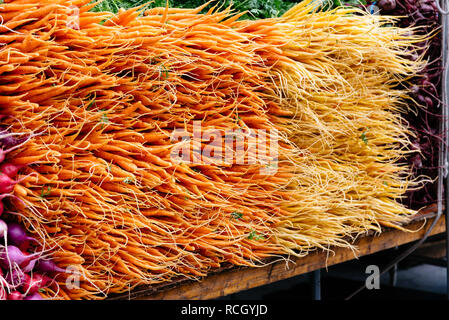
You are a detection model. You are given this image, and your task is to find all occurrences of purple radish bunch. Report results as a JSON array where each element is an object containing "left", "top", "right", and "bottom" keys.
[
  {"left": 360, "top": 0, "right": 442, "bottom": 208},
  {"left": 0, "top": 221, "right": 64, "bottom": 300},
  {"left": 0, "top": 119, "right": 58, "bottom": 300}
]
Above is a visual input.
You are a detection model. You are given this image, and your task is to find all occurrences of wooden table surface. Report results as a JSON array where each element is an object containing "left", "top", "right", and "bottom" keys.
[{"left": 112, "top": 205, "right": 447, "bottom": 300}]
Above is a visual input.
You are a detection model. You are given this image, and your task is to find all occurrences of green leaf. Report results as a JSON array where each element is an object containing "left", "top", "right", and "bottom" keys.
[
  {"left": 90, "top": 0, "right": 295, "bottom": 20},
  {"left": 99, "top": 109, "right": 109, "bottom": 128},
  {"left": 248, "top": 230, "right": 265, "bottom": 241},
  {"left": 123, "top": 177, "right": 134, "bottom": 184},
  {"left": 360, "top": 131, "right": 368, "bottom": 145},
  {"left": 160, "top": 63, "right": 170, "bottom": 80},
  {"left": 231, "top": 212, "right": 243, "bottom": 220},
  {"left": 40, "top": 186, "right": 52, "bottom": 198},
  {"left": 87, "top": 99, "right": 96, "bottom": 110}
]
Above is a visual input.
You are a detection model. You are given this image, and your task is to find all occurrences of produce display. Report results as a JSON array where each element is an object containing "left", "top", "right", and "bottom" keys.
[{"left": 0, "top": 0, "right": 434, "bottom": 299}]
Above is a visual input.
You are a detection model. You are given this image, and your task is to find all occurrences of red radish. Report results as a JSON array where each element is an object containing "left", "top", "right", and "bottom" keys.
[
  {"left": 22, "top": 274, "right": 44, "bottom": 294},
  {"left": 0, "top": 135, "right": 28, "bottom": 149},
  {"left": 23, "top": 273, "right": 49, "bottom": 294},
  {"left": 18, "top": 240, "right": 31, "bottom": 252},
  {"left": 21, "top": 258, "right": 36, "bottom": 273},
  {"left": 38, "top": 274, "right": 53, "bottom": 287},
  {"left": 0, "top": 163, "right": 24, "bottom": 178},
  {"left": 0, "top": 173, "right": 16, "bottom": 194},
  {"left": 5, "top": 269, "right": 26, "bottom": 288},
  {"left": 0, "top": 245, "right": 40, "bottom": 268},
  {"left": 0, "top": 201, "right": 3, "bottom": 217},
  {"left": 8, "top": 291, "right": 23, "bottom": 300},
  {"left": 0, "top": 130, "right": 35, "bottom": 150},
  {"left": 32, "top": 274, "right": 50, "bottom": 287},
  {"left": 36, "top": 259, "right": 67, "bottom": 274},
  {"left": 24, "top": 292, "right": 43, "bottom": 300},
  {"left": 0, "top": 174, "right": 30, "bottom": 196},
  {"left": 0, "top": 132, "right": 35, "bottom": 163},
  {"left": 21, "top": 273, "right": 32, "bottom": 290},
  {"left": 7, "top": 222, "right": 37, "bottom": 246}
]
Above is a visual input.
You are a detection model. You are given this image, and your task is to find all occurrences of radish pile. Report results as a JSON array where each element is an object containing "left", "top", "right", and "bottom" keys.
[{"left": 0, "top": 127, "right": 60, "bottom": 300}]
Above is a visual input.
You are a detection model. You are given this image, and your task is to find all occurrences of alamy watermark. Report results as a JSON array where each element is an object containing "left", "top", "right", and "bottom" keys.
[
  {"left": 170, "top": 121, "right": 279, "bottom": 175},
  {"left": 365, "top": 265, "right": 380, "bottom": 290},
  {"left": 65, "top": 265, "right": 81, "bottom": 290},
  {"left": 67, "top": 5, "right": 80, "bottom": 30}
]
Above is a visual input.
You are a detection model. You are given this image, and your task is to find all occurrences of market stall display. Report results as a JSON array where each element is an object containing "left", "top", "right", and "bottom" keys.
[{"left": 0, "top": 0, "right": 444, "bottom": 300}]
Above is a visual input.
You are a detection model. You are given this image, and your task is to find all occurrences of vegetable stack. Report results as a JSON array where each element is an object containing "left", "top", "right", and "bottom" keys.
[
  {"left": 374, "top": 0, "right": 442, "bottom": 209},
  {"left": 0, "top": 0, "right": 424, "bottom": 299},
  {"left": 0, "top": 124, "right": 63, "bottom": 299},
  {"left": 0, "top": 220, "right": 60, "bottom": 300}
]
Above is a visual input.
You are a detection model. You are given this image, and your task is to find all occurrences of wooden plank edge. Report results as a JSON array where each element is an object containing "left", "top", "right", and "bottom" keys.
[{"left": 127, "top": 215, "right": 445, "bottom": 300}]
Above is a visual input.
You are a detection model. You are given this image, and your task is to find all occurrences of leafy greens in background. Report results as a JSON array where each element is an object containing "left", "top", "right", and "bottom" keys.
[{"left": 90, "top": 0, "right": 368, "bottom": 19}]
